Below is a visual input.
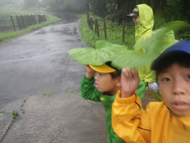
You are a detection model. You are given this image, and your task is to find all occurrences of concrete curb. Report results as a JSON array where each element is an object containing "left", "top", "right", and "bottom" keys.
[{"left": 0, "top": 113, "right": 14, "bottom": 142}]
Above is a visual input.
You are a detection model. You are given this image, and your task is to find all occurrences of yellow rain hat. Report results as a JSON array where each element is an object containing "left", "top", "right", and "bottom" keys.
[{"left": 89, "top": 64, "right": 116, "bottom": 73}]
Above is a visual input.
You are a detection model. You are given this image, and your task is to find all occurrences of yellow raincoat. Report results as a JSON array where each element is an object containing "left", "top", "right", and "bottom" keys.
[
  {"left": 135, "top": 4, "right": 162, "bottom": 101},
  {"left": 112, "top": 90, "right": 190, "bottom": 143}
]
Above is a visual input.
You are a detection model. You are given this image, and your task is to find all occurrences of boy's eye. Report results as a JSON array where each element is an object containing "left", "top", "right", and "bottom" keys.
[
  {"left": 186, "top": 75, "right": 190, "bottom": 80},
  {"left": 161, "top": 78, "right": 170, "bottom": 82},
  {"left": 98, "top": 73, "right": 102, "bottom": 76}
]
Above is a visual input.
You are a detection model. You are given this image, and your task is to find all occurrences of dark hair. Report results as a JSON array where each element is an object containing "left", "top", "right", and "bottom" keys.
[
  {"left": 105, "top": 61, "right": 121, "bottom": 79},
  {"left": 156, "top": 53, "right": 190, "bottom": 76}
]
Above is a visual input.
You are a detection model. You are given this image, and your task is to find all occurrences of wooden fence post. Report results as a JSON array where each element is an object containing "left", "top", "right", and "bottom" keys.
[
  {"left": 122, "top": 20, "right": 125, "bottom": 42},
  {"left": 21, "top": 15, "right": 25, "bottom": 29},
  {"left": 95, "top": 19, "right": 97, "bottom": 34},
  {"left": 91, "top": 19, "right": 93, "bottom": 30},
  {"left": 95, "top": 19, "right": 99, "bottom": 37},
  {"left": 89, "top": 18, "right": 93, "bottom": 30},
  {"left": 86, "top": 11, "right": 89, "bottom": 27},
  {"left": 16, "top": 15, "right": 21, "bottom": 30},
  {"left": 27, "top": 15, "right": 31, "bottom": 26},
  {"left": 104, "top": 20, "right": 107, "bottom": 40},
  {"left": 10, "top": 16, "right": 16, "bottom": 31},
  {"left": 30, "top": 15, "right": 34, "bottom": 25}
]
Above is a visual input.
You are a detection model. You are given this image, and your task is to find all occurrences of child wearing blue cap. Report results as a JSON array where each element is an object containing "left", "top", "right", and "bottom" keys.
[{"left": 112, "top": 41, "right": 190, "bottom": 142}]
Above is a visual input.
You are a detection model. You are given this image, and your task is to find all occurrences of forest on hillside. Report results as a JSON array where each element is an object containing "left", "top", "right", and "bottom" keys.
[
  {"left": 1, "top": 0, "right": 190, "bottom": 39},
  {"left": 1, "top": 0, "right": 189, "bottom": 23}
]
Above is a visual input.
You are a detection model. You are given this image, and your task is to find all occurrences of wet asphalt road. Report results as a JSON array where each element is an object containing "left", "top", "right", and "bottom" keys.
[{"left": 0, "top": 14, "right": 87, "bottom": 113}]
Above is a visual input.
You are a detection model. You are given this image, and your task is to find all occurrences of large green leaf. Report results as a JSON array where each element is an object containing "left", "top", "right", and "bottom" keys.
[
  {"left": 112, "top": 21, "right": 189, "bottom": 69},
  {"left": 68, "top": 40, "right": 128, "bottom": 66},
  {"left": 68, "top": 21, "right": 188, "bottom": 68}
]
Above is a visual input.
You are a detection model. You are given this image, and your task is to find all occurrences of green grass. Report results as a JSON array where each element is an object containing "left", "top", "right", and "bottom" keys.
[
  {"left": 67, "top": 89, "right": 80, "bottom": 94},
  {"left": 79, "top": 14, "right": 135, "bottom": 49},
  {"left": 0, "top": 111, "right": 5, "bottom": 113},
  {"left": 11, "top": 109, "right": 19, "bottom": 117},
  {"left": 0, "top": 15, "right": 61, "bottom": 42},
  {"left": 21, "top": 98, "right": 27, "bottom": 108},
  {"left": 42, "top": 90, "right": 53, "bottom": 97}
]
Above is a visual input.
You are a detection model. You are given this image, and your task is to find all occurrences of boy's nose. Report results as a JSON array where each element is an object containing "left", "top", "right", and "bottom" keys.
[
  {"left": 95, "top": 74, "right": 98, "bottom": 80},
  {"left": 172, "top": 81, "right": 185, "bottom": 95}
]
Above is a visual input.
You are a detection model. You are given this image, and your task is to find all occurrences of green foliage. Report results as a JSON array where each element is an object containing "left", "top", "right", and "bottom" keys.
[
  {"left": 89, "top": 0, "right": 107, "bottom": 17},
  {"left": 0, "top": 4, "right": 23, "bottom": 11},
  {"left": 178, "top": 27, "right": 190, "bottom": 41},
  {"left": 0, "top": 111, "right": 5, "bottom": 113},
  {"left": 11, "top": 109, "right": 19, "bottom": 117},
  {"left": 80, "top": 14, "right": 135, "bottom": 49},
  {"left": 163, "top": 0, "right": 190, "bottom": 22},
  {"left": 0, "top": 15, "right": 61, "bottom": 42},
  {"left": 62, "top": 0, "right": 87, "bottom": 12},
  {"left": 112, "top": 21, "right": 189, "bottom": 69},
  {"left": 21, "top": 98, "right": 27, "bottom": 108},
  {"left": 24, "top": 0, "right": 40, "bottom": 9},
  {"left": 154, "top": 14, "right": 166, "bottom": 30},
  {"left": 40, "top": 0, "right": 63, "bottom": 12},
  {"left": 0, "top": 0, "right": 18, "bottom": 8}
]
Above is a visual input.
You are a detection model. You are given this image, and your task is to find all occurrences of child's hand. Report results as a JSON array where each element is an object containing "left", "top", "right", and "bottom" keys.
[
  {"left": 84, "top": 65, "right": 95, "bottom": 78},
  {"left": 121, "top": 68, "right": 140, "bottom": 98}
]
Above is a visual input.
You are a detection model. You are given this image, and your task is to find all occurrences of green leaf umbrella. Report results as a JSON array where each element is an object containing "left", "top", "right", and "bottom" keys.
[
  {"left": 112, "top": 21, "right": 189, "bottom": 69},
  {"left": 68, "top": 40, "right": 128, "bottom": 66},
  {"left": 68, "top": 21, "right": 189, "bottom": 69}
]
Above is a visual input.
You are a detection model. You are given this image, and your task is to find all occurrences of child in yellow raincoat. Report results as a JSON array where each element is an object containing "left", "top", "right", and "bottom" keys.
[
  {"left": 112, "top": 40, "right": 190, "bottom": 143},
  {"left": 127, "top": 4, "right": 162, "bottom": 101}
]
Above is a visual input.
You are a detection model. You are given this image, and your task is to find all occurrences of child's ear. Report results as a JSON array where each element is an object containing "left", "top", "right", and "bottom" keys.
[{"left": 116, "top": 77, "right": 121, "bottom": 87}]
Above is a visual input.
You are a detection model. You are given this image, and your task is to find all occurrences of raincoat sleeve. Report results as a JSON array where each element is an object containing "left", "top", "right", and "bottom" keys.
[
  {"left": 81, "top": 75, "right": 102, "bottom": 102},
  {"left": 112, "top": 90, "right": 151, "bottom": 143},
  {"left": 144, "top": 62, "right": 156, "bottom": 83}
]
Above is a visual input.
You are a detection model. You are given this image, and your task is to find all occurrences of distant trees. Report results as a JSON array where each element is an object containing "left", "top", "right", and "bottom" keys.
[
  {"left": 0, "top": 0, "right": 23, "bottom": 9},
  {"left": 0, "top": 0, "right": 17, "bottom": 7},
  {"left": 24, "top": 0, "right": 40, "bottom": 8},
  {"left": 41, "top": 0, "right": 64, "bottom": 12},
  {"left": 135, "top": 0, "right": 190, "bottom": 22},
  {"left": 88, "top": 0, "right": 190, "bottom": 23},
  {"left": 62, "top": 0, "right": 88, "bottom": 12},
  {"left": 40, "top": 0, "right": 87, "bottom": 12},
  {"left": 39, "top": 0, "right": 190, "bottom": 23}
]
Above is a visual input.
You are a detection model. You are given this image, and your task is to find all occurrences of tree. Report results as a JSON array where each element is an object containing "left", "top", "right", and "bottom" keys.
[
  {"left": 105, "top": 0, "right": 136, "bottom": 23},
  {"left": 163, "top": 0, "right": 190, "bottom": 22},
  {"left": 62, "top": 0, "right": 88, "bottom": 13},
  {"left": 41, "top": 0, "right": 65, "bottom": 12},
  {"left": 24, "top": 0, "right": 39, "bottom": 8},
  {"left": 89, "top": 0, "right": 107, "bottom": 17}
]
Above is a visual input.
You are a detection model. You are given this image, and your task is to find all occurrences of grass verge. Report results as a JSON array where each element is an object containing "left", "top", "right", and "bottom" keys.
[{"left": 79, "top": 14, "right": 135, "bottom": 49}]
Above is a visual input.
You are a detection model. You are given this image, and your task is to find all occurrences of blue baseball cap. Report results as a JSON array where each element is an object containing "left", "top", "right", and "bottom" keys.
[{"left": 151, "top": 40, "right": 190, "bottom": 70}]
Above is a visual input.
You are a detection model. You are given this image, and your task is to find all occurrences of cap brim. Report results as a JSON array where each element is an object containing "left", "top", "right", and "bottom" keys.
[
  {"left": 127, "top": 13, "right": 138, "bottom": 17},
  {"left": 89, "top": 64, "right": 116, "bottom": 73},
  {"left": 151, "top": 41, "right": 190, "bottom": 70}
]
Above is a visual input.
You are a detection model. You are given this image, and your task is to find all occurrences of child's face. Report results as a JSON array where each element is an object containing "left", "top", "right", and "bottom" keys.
[
  {"left": 95, "top": 72, "right": 120, "bottom": 95},
  {"left": 132, "top": 16, "right": 139, "bottom": 26},
  {"left": 158, "top": 62, "right": 190, "bottom": 116}
]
